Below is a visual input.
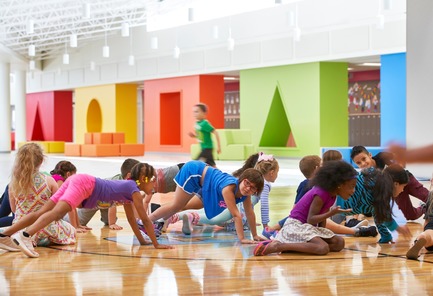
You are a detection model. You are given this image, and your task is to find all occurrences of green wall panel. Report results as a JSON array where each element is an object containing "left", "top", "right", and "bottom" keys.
[{"left": 240, "top": 62, "right": 348, "bottom": 158}]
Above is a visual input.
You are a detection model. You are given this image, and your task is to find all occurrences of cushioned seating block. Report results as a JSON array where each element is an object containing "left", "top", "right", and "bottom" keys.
[
  {"left": 47, "top": 141, "right": 65, "bottom": 153},
  {"left": 112, "top": 133, "right": 125, "bottom": 144},
  {"left": 81, "top": 144, "right": 120, "bottom": 157},
  {"left": 93, "top": 133, "right": 113, "bottom": 144},
  {"left": 120, "top": 144, "right": 145, "bottom": 156},
  {"left": 84, "top": 133, "right": 93, "bottom": 144},
  {"left": 64, "top": 143, "right": 81, "bottom": 156}
]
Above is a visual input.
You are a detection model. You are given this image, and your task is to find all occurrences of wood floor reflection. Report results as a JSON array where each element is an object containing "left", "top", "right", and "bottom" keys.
[{"left": 0, "top": 188, "right": 431, "bottom": 295}]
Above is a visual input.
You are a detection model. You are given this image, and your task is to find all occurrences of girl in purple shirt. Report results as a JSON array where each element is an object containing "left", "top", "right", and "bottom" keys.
[
  {"left": 254, "top": 160, "right": 358, "bottom": 256},
  {"left": 0, "top": 163, "right": 173, "bottom": 258}
]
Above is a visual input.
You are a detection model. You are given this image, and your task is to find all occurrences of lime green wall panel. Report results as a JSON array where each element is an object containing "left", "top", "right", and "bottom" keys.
[
  {"left": 319, "top": 62, "right": 348, "bottom": 147},
  {"left": 240, "top": 62, "right": 347, "bottom": 157}
]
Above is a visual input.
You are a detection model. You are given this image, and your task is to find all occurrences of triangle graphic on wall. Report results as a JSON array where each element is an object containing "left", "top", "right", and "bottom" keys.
[
  {"left": 259, "top": 85, "right": 296, "bottom": 147},
  {"left": 31, "top": 102, "right": 45, "bottom": 141}
]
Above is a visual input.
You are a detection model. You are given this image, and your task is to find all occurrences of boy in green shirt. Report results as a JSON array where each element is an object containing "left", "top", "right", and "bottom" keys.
[{"left": 189, "top": 103, "right": 221, "bottom": 167}]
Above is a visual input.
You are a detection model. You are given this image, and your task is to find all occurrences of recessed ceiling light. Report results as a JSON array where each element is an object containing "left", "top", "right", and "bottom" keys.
[{"left": 360, "top": 62, "right": 381, "bottom": 66}]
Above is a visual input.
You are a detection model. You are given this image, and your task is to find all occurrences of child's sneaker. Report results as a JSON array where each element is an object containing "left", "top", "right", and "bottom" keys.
[
  {"left": 262, "top": 227, "right": 277, "bottom": 240},
  {"left": 345, "top": 218, "right": 369, "bottom": 229},
  {"left": 138, "top": 223, "right": 160, "bottom": 238},
  {"left": 355, "top": 226, "right": 378, "bottom": 237},
  {"left": 11, "top": 231, "right": 39, "bottom": 258},
  {"left": 0, "top": 234, "right": 20, "bottom": 252},
  {"left": 139, "top": 230, "right": 151, "bottom": 244},
  {"left": 182, "top": 213, "right": 193, "bottom": 235}
]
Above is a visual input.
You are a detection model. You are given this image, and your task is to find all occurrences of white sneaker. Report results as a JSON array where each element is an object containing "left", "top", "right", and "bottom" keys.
[
  {"left": 0, "top": 235, "right": 20, "bottom": 252},
  {"left": 182, "top": 213, "right": 193, "bottom": 235},
  {"left": 11, "top": 231, "right": 39, "bottom": 258}
]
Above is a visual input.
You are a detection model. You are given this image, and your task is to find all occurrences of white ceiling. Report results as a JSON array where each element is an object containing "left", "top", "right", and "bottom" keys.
[
  {"left": 1, "top": 0, "right": 404, "bottom": 87},
  {"left": 0, "top": 0, "right": 152, "bottom": 61}
]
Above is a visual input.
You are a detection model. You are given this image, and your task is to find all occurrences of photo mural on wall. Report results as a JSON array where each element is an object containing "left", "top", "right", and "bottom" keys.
[
  {"left": 348, "top": 81, "right": 380, "bottom": 114},
  {"left": 348, "top": 80, "right": 381, "bottom": 146}
]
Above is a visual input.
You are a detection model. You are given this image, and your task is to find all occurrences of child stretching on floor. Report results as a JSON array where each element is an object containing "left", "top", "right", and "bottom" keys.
[
  {"left": 148, "top": 160, "right": 265, "bottom": 244},
  {"left": 254, "top": 160, "right": 358, "bottom": 256},
  {"left": 0, "top": 162, "right": 173, "bottom": 258},
  {"left": 50, "top": 160, "right": 90, "bottom": 233},
  {"left": 406, "top": 191, "right": 433, "bottom": 260},
  {"left": 167, "top": 153, "right": 278, "bottom": 235},
  {"left": 351, "top": 145, "right": 429, "bottom": 221},
  {"left": 263, "top": 154, "right": 376, "bottom": 239},
  {"left": 341, "top": 164, "right": 412, "bottom": 243},
  {"left": 2, "top": 143, "right": 76, "bottom": 252}
]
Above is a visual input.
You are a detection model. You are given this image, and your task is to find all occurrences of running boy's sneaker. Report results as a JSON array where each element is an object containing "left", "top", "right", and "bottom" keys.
[
  {"left": 355, "top": 226, "right": 378, "bottom": 237},
  {"left": 262, "top": 227, "right": 277, "bottom": 240},
  {"left": 182, "top": 213, "right": 193, "bottom": 235},
  {"left": 11, "top": 231, "right": 39, "bottom": 258},
  {"left": 0, "top": 235, "right": 20, "bottom": 252},
  {"left": 345, "top": 218, "right": 369, "bottom": 229}
]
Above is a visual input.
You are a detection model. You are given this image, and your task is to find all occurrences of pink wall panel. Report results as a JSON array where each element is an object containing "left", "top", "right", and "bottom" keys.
[{"left": 26, "top": 91, "right": 73, "bottom": 141}]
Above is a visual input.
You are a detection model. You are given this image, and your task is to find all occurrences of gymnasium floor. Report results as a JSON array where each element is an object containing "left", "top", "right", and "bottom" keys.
[{"left": 0, "top": 152, "right": 432, "bottom": 295}]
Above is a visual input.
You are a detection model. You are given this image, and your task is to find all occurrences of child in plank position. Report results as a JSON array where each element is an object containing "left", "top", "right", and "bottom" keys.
[
  {"left": 0, "top": 162, "right": 173, "bottom": 258},
  {"left": 149, "top": 160, "right": 265, "bottom": 244}
]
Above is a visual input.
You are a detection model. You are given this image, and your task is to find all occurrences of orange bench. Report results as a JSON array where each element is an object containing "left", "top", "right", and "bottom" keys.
[
  {"left": 81, "top": 144, "right": 120, "bottom": 157},
  {"left": 120, "top": 144, "right": 145, "bottom": 156}
]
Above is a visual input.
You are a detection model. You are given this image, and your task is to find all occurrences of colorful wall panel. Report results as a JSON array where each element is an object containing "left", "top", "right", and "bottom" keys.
[
  {"left": 26, "top": 91, "right": 73, "bottom": 141},
  {"left": 241, "top": 62, "right": 348, "bottom": 157},
  {"left": 380, "top": 53, "right": 406, "bottom": 146},
  {"left": 144, "top": 75, "right": 224, "bottom": 153},
  {"left": 74, "top": 84, "right": 137, "bottom": 144}
]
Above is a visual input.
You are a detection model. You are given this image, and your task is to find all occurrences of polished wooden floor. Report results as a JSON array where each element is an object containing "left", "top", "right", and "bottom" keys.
[
  {"left": 0, "top": 188, "right": 431, "bottom": 296},
  {"left": 0, "top": 153, "right": 432, "bottom": 295}
]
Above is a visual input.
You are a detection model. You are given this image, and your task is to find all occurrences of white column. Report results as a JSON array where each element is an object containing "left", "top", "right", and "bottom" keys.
[
  {"left": 0, "top": 62, "right": 11, "bottom": 152},
  {"left": 406, "top": 0, "right": 433, "bottom": 177},
  {"left": 12, "top": 69, "right": 27, "bottom": 148}
]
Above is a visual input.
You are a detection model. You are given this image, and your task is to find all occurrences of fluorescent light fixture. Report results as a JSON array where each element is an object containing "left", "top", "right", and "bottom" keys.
[
  {"left": 227, "top": 28, "right": 234, "bottom": 51},
  {"left": 360, "top": 63, "right": 381, "bottom": 66},
  {"left": 383, "top": 0, "right": 393, "bottom": 10},
  {"left": 376, "top": 14, "right": 385, "bottom": 29},
  {"left": 212, "top": 25, "right": 219, "bottom": 39},
  {"left": 63, "top": 53, "right": 70, "bottom": 65},
  {"left": 151, "top": 36, "right": 158, "bottom": 49},
  {"left": 287, "top": 11, "right": 295, "bottom": 27},
  {"left": 29, "top": 60, "right": 35, "bottom": 70},
  {"left": 28, "top": 44, "right": 35, "bottom": 56},
  {"left": 121, "top": 22, "right": 130, "bottom": 37},
  {"left": 70, "top": 34, "right": 77, "bottom": 47},
  {"left": 128, "top": 54, "right": 135, "bottom": 66},
  {"left": 83, "top": 3, "right": 91, "bottom": 18},
  {"left": 26, "top": 19, "right": 34, "bottom": 34},
  {"left": 293, "top": 27, "right": 301, "bottom": 42},
  {"left": 188, "top": 7, "right": 194, "bottom": 22},
  {"left": 347, "top": 67, "right": 354, "bottom": 71},
  {"left": 173, "top": 46, "right": 180, "bottom": 59},
  {"left": 224, "top": 77, "right": 238, "bottom": 81},
  {"left": 227, "top": 37, "right": 235, "bottom": 51},
  {"left": 102, "top": 45, "right": 110, "bottom": 58}
]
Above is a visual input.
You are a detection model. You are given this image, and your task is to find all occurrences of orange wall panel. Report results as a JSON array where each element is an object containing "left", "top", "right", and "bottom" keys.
[{"left": 144, "top": 75, "right": 224, "bottom": 153}]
